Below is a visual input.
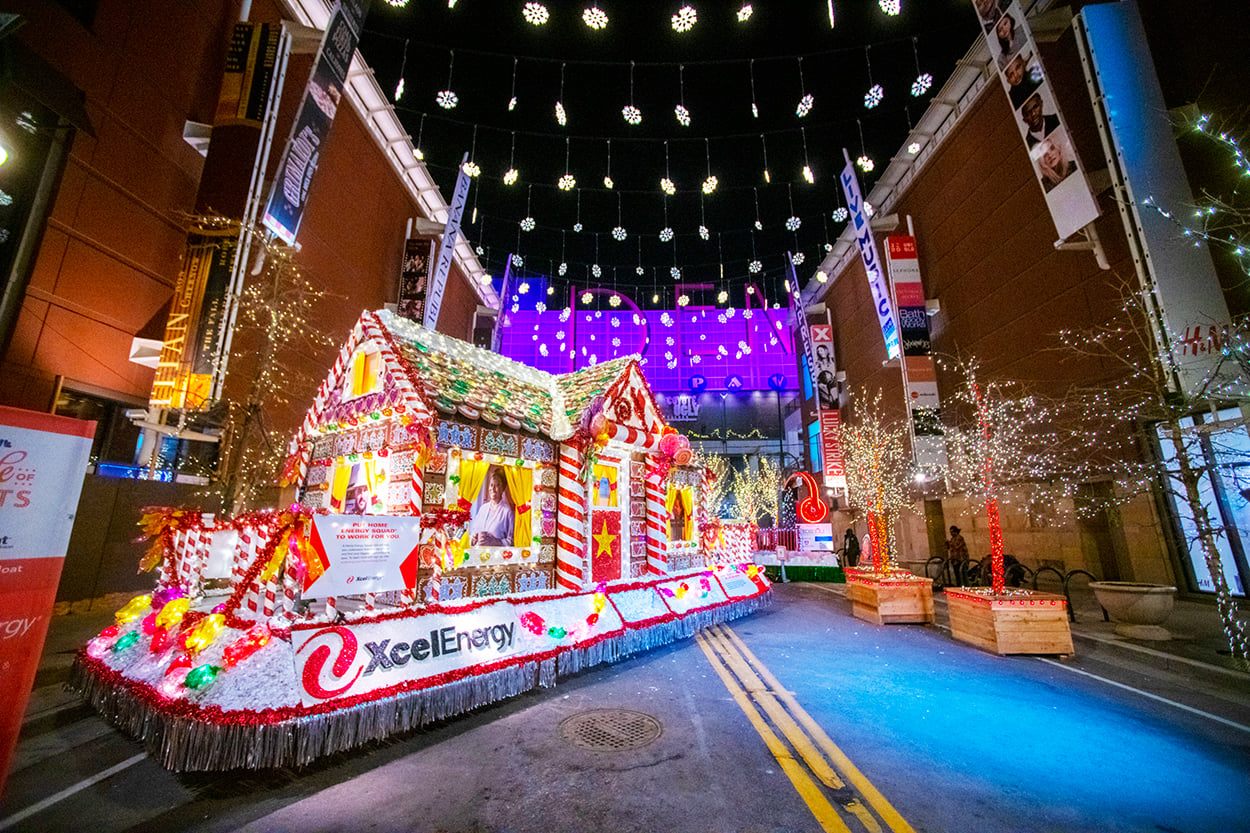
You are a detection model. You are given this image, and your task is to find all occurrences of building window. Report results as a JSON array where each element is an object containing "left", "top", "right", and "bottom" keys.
[{"left": 53, "top": 388, "right": 141, "bottom": 465}]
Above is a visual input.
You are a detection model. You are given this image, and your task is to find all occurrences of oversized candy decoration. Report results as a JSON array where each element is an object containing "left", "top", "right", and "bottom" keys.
[
  {"left": 155, "top": 597, "right": 191, "bottom": 630},
  {"left": 150, "top": 626, "right": 174, "bottom": 654},
  {"left": 152, "top": 585, "right": 187, "bottom": 608},
  {"left": 165, "top": 653, "right": 192, "bottom": 678},
  {"left": 183, "top": 613, "right": 225, "bottom": 654},
  {"left": 520, "top": 611, "right": 545, "bottom": 636},
  {"left": 673, "top": 447, "right": 694, "bottom": 466},
  {"left": 141, "top": 612, "right": 158, "bottom": 634},
  {"left": 659, "top": 433, "right": 681, "bottom": 457},
  {"left": 111, "top": 631, "right": 140, "bottom": 652},
  {"left": 184, "top": 664, "right": 221, "bottom": 691},
  {"left": 114, "top": 594, "right": 153, "bottom": 625},
  {"left": 223, "top": 625, "right": 271, "bottom": 669}
]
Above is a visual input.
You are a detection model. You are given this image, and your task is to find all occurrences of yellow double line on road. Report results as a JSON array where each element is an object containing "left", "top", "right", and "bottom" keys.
[{"left": 696, "top": 625, "right": 916, "bottom": 833}]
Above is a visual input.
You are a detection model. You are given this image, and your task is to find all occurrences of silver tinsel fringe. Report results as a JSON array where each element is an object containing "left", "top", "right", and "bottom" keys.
[{"left": 69, "top": 589, "right": 771, "bottom": 772}]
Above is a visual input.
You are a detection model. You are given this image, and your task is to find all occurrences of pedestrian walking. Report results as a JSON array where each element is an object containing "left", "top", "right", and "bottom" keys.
[{"left": 843, "top": 528, "right": 861, "bottom": 568}]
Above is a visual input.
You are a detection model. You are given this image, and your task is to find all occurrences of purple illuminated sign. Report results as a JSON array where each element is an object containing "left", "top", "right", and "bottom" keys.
[{"left": 496, "top": 286, "right": 796, "bottom": 393}]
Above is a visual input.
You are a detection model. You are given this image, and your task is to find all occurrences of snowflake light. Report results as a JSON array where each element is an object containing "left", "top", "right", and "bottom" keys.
[
  {"left": 671, "top": 5, "right": 697, "bottom": 32},
  {"left": 603, "top": 175, "right": 614, "bottom": 189},
  {"left": 609, "top": 294, "right": 622, "bottom": 307},
  {"left": 832, "top": 207, "right": 849, "bottom": 222},
  {"left": 856, "top": 155, "right": 874, "bottom": 172},
  {"left": 815, "top": 269, "right": 829, "bottom": 283},
  {"left": 754, "top": 220, "right": 763, "bottom": 231},
  {"left": 737, "top": 3, "right": 753, "bottom": 21},
  {"left": 462, "top": 160, "right": 481, "bottom": 177},
  {"left": 671, "top": 266, "right": 682, "bottom": 279},
  {"left": 911, "top": 72, "right": 933, "bottom": 97},
  {"left": 717, "top": 290, "right": 729, "bottom": 303},
  {"left": 583, "top": 6, "right": 608, "bottom": 29},
  {"left": 659, "top": 227, "right": 674, "bottom": 242},
  {"left": 702, "top": 175, "right": 718, "bottom": 194},
  {"left": 825, "top": 242, "right": 833, "bottom": 252},
  {"left": 436, "top": 89, "right": 458, "bottom": 109},
  {"left": 555, "top": 101, "right": 567, "bottom": 126},
  {"left": 522, "top": 2, "right": 549, "bottom": 25},
  {"left": 698, "top": 225, "right": 709, "bottom": 240},
  {"left": 907, "top": 141, "right": 921, "bottom": 155},
  {"left": 503, "top": 167, "right": 519, "bottom": 185},
  {"left": 864, "top": 84, "right": 884, "bottom": 109},
  {"left": 592, "top": 264, "right": 602, "bottom": 278},
  {"left": 864, "top": 201, "right": 875, "bottom": 217},
  {"left": 394, "top": 77, "right": 405, "bottom": 100},
  {"left": 678, "top": 294, "right": 691, "bottom": 306},
  {"left": 480, "top": 273, "right": 493, "bottom": 285},
  {"left": 573, "top": 222, "right": 583, "bottom": 232},
  {"left": 520, "top": 216, "right": 536, "bottom": 232},
  {"left": 558, "top": 262, "right": 568, "bottom": 275},
  {"left": 511, "top": 254, "right": 524, "bottom": 267},
  {"left": 415, "top": 147, "right": 425, "bottom": 161},
  {"left": 611, "top": 337, "right": 621, "bottom": 347},
  {"left": 802, "top": 165, "right": 815, "bottom": 184},
  {"left": 796, "top": 94, "right": 814, "bottom": 118},
  {"left": 612, "top": 226, "right": 627, "bottom": 241},
  {"left": 518, "top": 281, "right": 530, "bottom": 294},
  {"left": 581, "top": 291, "right": 594, "bottom": 304},
  {"left": 536, "top": 301, "right": 547, "bottom": 312},
  {"left": 791, "top": 252, "right": 805, "bottom": 266},
  {"left": 622, "top": 105, "right": 642, "bottom": 125},
  {"left": 879, "top": 0, "right": 900, "bottom": 15},
  {"left": 539, "top": 344, "right": 549, "bottom": 356},
  {"left": 675, "top": 105, "right": 691, "bottom": 127},
  {"left": 748, "top": 260, "right": 762, "bottom": 274},
  {"left": 558, "top": 173, "right": 577, "bottom": 190},
  {"left": 785, "top": 216, "right": 802, "bottom": 231},
  {"left": 384, "top": 0, "right": 409, "bottom": 6},
  {"left": 660, "top": 177, "right": 677, "bottom": 195},
  {"left": 508, "top": 96, "right": 518, "bottom": 111}
]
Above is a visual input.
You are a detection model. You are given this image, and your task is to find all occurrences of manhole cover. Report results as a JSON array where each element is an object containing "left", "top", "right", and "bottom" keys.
[{"left": 559, "top": 709, "right": 663, "bottom": 752}]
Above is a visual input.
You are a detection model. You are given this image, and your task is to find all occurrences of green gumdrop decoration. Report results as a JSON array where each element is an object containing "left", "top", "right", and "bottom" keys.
[
  {"left": 547, "top": 626, "right": 567, "bottom": 639},
  {"left": 184, "top": 664, "right": 221, "bottom": 691},
  {"left": 111, "top": 631, "right": 141, "bottom": 652}
]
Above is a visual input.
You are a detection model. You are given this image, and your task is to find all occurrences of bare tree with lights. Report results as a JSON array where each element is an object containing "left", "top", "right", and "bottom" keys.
[
  {"left": 695, "top": 451, "right": 730, "bottom": 522},
  {"left": 729, "top": 457, "right": 782, "bottom": 526},
  {"left": 211, "top": 225, "right": 341, "bottom": 514},
  {"left": 839, "top": 389, "right": 913, "bottom": 573}
]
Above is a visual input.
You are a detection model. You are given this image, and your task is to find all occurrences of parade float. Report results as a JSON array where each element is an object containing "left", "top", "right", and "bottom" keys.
[{"left": 71, "top": 310, "right": 770, "bottom": 771}]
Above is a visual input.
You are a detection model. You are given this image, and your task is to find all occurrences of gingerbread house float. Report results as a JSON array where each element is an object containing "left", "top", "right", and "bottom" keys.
[{"left": 72, "top": 309, "right": 769, "bottom": 771}]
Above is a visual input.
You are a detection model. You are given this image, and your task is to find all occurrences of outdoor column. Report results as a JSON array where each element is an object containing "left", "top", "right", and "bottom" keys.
[{"left": 555, "top": 443, "right": 587, "bottom": 590}]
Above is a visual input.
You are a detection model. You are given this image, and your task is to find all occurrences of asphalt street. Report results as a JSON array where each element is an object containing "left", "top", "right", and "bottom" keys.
[{"left": 3, "top": 582, "right": 1248, "bottom": 833}]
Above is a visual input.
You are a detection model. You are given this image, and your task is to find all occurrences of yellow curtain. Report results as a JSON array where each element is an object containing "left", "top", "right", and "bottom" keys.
[
  {"left": 592, "top": 463, "right": 618, "bottom": 507},
  {"left": 330, "top": 463, "right": 352, "bottom": 512},
  {"left": 503, "top": 465, "right": 534, "bottom": 547},
  {"left": 456, "top": 458, "right": 490, "bottom": 550},
  {"left": 363, "top": 459, "right": 388, "bottom": 513},
  {"left": 665, "top": 484, "right": 678, "bottom": 513},
  {"left": 680, "top": 487, "right": 694, "bottom": 541}
]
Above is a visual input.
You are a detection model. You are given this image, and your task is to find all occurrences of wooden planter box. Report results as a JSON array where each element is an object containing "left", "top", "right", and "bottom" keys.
[
  {"left": 945, "top": 588, "right": 1074, "bottom": 656},
  {"left": 845, "top": 569, "right": 935, "bottom": 625}
]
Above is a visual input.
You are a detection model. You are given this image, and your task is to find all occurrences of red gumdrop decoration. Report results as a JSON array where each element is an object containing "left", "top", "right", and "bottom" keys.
[
  {"left": 99, "top": 624, "right": 120, "bottom": 640},
  {"left": 150, "top": 626, "right": 172, "bottom": 653},
  {"left": 586, "top": 613, "right": 600, "bottom": 626},
  {"left": 165, "top": 653, "right": 192, "bottom": 677},
  {"left": 141, "top": 612, "right": 158, "bottom": 635},
  {"left": 520, "top": 611, "right": 546, "bottom": 636}
]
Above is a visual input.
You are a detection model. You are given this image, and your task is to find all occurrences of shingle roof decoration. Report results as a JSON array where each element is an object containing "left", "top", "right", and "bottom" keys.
[{"left": 373, "top": 310, "right": 643, "bottom": 441}]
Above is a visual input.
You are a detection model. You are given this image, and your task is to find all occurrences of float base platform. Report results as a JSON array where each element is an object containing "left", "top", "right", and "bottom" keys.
[{"left": 70, "top": 569, "right": 770, "bottom": 772}]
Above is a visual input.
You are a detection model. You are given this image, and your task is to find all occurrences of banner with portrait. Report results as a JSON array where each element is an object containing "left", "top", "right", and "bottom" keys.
[
  {"left": 459, "top": 461, "right": 533, "bottom": 550},
  {"left": 397, "top": 237, "right": 437, "bottom": 323},
  {"left": 976, "top": 0, "right": 1100, "bottom": 240}
]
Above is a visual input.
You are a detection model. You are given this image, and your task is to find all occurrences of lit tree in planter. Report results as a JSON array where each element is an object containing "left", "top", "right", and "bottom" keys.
[{"left": 840, "top": 389, "right": 912, "bottom": 572}]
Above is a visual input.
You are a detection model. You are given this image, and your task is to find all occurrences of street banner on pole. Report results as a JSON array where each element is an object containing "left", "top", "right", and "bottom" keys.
[
  {"left": 397, "top": 237, "right": 437, "bottom": 324},
  {"left": 423, "top": 155, "right": 473, "bottom": 331},
  {"left": 0, "top": 407, "right": 93, "bottom": 795},
  {"left": 262, "top": 0, "right": 367, "bottom": 245},
  {"left": 839, "top": 153, "right": 900, "bottom": 360},
  {"left": 885, "top": 235, "right": 946, "bottom": 470}
]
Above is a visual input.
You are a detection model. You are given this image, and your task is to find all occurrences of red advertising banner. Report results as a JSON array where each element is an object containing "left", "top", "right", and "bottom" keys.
[{"left": 0, "top": 407, "right": 94, "bottom": 795}]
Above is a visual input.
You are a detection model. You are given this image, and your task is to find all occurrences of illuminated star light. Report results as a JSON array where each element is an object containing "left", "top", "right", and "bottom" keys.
[
  {"left": 583, "top": 6, "right": 608, "bottom": 29},
  {"left": 672, "top": 5, "right": 698, "bottom": 32},
  {"left": 522, "top": 2, "right": 550, "bottom": 25}
]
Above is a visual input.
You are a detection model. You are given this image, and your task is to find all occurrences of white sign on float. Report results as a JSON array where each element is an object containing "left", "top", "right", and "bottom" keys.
[
  {"left": 304, "top": 514, "right": 424, "bottom": 598},
  {"left": 797, "top": 523, "right": 835, "bottom": 552},
  {"left": 839, "top": 154, "right": 900, "bottom": 361}
]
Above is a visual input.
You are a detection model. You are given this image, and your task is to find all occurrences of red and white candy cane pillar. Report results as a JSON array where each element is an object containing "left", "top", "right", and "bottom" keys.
[
  {"left": 555, "top": 442, "right": 588, "bottom": 591},
  {"left": 644, "top": 459, "right": 669, "bottom": 575}
]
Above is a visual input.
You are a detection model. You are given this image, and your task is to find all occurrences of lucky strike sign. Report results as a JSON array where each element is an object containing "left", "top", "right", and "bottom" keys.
[{"left": 292, "top": 594, "right": 624, "bottom": 706}]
